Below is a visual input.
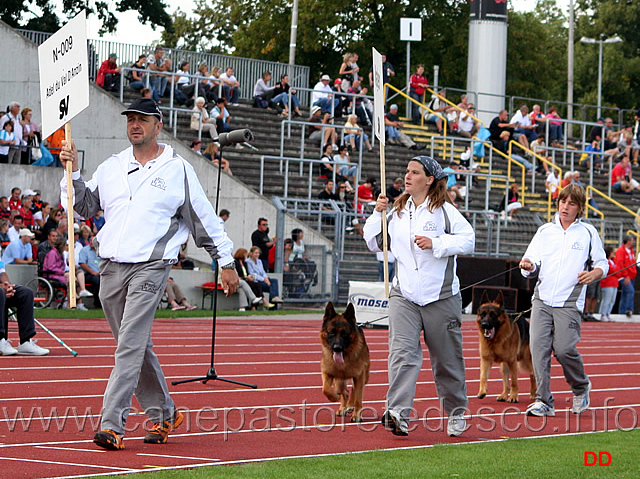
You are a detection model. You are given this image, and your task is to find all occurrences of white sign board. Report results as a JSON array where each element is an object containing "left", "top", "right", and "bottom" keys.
[
  {"left": 400, "top": 18, "right": 422, "bottom": 42},
  {"left": 38, "top": 10, "right": 89, "bottom": 139},
  {"left": 372, "top": 47, "right": 385, "bottom": 146},
  {"left": 348, "top": 281, "right": 389, "bottom": 327}
]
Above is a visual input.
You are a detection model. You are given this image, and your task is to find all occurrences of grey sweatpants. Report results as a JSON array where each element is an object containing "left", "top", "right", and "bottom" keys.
[
  {"left": 529, "top": 298, "right": 590, "bottom": 408},
  {"left": 99, "top": 259, "right": 175, "bottom": 434},
  {"left": 386, "top": 288, "right": 468, "bottom": 420}
]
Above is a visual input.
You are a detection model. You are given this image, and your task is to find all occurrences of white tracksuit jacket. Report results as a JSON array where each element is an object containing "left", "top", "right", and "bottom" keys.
[
  {"left": 61, "top": 144, "right": 234, "bottom": 266},
  {"left": 363, "top": 197, "right": 475, "bottom": 306},
  {"left": 521, "top": 214, "right": 608, "bottom": 310}
]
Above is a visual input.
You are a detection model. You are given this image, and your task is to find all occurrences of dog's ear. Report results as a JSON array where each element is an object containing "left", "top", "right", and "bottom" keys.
[
  {"left": 481, "top": 290, "right": 490, "bottom": 305},
  {"left": 495, "top": 291, "right": 504, "bottom": 307},
  {"left": 343, "top": 302, "right": 357, "bottom": 322},
  {"left": 324, "top": 301, "right": 336, "bottom": 320}
]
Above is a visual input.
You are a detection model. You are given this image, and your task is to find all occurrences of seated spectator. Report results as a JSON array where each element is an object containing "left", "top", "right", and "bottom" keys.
[
  {"left": 496, "top": 130, "right": 536, "bottom": 174},
  {"left": 489, "top": 109, "right": 522, "bottom": 149},
  {"left": 2, "top": 228, "right": 36, "bottom": 265},
  {"left": 246, "top": 246, "right": 284, "bottom": 304},
  {"left": 545, "top": 106, "right": 564, "bottom": 144},
  {"left": 424, "top": 90, "right": 449, "bottom": 133},
  {"left": 579, "top": 139, "right": 605, "bottom": 171},
  {"left": 356, "top": 176, "right": 377, "bottom": 213},
  {"left": 211, "top": 97, "right": 231, "bottom": 133},
  {"left": 0, "top": 260, "right": 49, "bottom": 356},
  {"left": 170, "top": 62, "right": 194, "bottom": 108},
  {"left": 312, "top": 74, "right": 339, "bottom": 115},
  {"left": 78, "top": 224, "right": 92, "bottom": 247},
  {"left": 18, "top": 194, "right": 34, "bottom": 229},
  {"left": 344, "top": 114, "right": 373, "bottom": 152},
  {"left": 290, "top": 229, "right": 317, "bottom": 285},
  {"left": 510, "top": 104, "right": 536, "bottom": 147},
  {"left": 233, "top": 248, "right": 272, "bottom": 309},
  {"left": 175, "top": 61, "right": 209, "bottom": 104},
  {"left": 37, "top": 229, "right": 59, "bottom": 269},
  {"left": 272, "top": 74, "right": 302, "bottom": 117},
  {"left": 458, "top": 147, "right": 482, "bottom": 184},
  {"left": 545, "top": 168, "right": 561, "bottom": 198},
  {"left": 87, "top": 210, "right": 105, "bottom": 234},
  {"left": 308, "top": 106, "right": 337, "bottom": 147},
  {"left": 331, "top": 78, "right": 348, "bottom": 118},
  {"left": 253, "top": 70, "right": 276, "bottom": 111},
  {"left": 529, "top": 104, "right": 548, "bottom": 135},
  {"left": 203, "top": 142, "right": 232, "bottom": 175},
  {"left": 442, "top": 162, "right": 464, "bottom": 201},
  {"left": 498, "top": 183, "right": 523, "bottom": 219},
  {"left": 333, "top": 145, "right": 357, "bottom": 183},
  {"left": 7, "top": 188, "right": 21, "bottom": 212},
  {"left": 191, "top": 140, "right": 202, "bottom": 155},
  {"left": 457, "top": 104, "right": 479, "bottom": 138},
  {"left": 0, "top": 196, "right": 9, "bottom": 220},
  {"left": 385, "top": 104, "right": 422, "bottom": 150},
  {"left": 611, "top": 156, "right": 634, "bottom": 194},
  {"left": 0, "top": 120, "right": 16, "bottom": 164},
  {"left": 530, "top": 135, "right": 552, "bottom": 174},
  {"left": 164, "top": 277, "right": 197, "bottom": 311},
  {"left": 78, "top": 237, "right": 101, "bottom": 307},
  {"left": 0, "top": 219, "right": 10, "bottom": 252},
  {"left": 41, "top": 207, "right": 63, "bottom": 239},
  {"left": 205, "top": 65, "right": 222, "bottom": 102},
  {"left": 346, "top": 78, "right": 372, "bottom": 126},
  {"left": 33, "top": 202, "right": 50, "bottom": 231},
  {"left": 147, "top": 46, "right": 172, "bottom": 100},
  {"left": 318, "top": 179, "right": 339, "bottom": 202},
  {"left": 96, "top": 53, "right": 121, "bottom": 93},
  {"left": 127, "top": 54, "right": 148, "bottom": 92},
  {"left": 220, "top": 67, "right": 241, "bottom": 105},
  {"left": 42, "top": 236, "right": 91, "bottom": 309},
  {"left": 386, "top": 177, "right": 404, "bottom": 203},
  {"left": 7, "top": 215, "right": 23, "bottom": 244},
  {"left": 191, "top": 97, "right": 218, "bottom": 140},
  {"left": 618, "top": 132, "right": 640, "bottom": 164}
]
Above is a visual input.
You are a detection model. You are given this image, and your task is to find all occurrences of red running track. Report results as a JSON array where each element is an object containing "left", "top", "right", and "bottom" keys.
[{"left": 0, "top": 315, "right": 638, "bottom": 479}]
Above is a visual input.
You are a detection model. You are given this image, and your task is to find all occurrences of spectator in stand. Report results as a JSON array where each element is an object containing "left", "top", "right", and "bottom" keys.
[
  {"left": 338, "top": 53, "right": 359, "bottom": 92},
  {"left": 345, "top": 78, "right": 372, "bottom": 126},
  {"left": 45, "top": 126, "right": 65, "bottom": 166},
  {"left": 331, "top": 78, "right": 348, "bottom": 118},
  {"left": 0, "top": 102, "right": 23, "bottom": 165},
  {"left": 385, "top": 104, "right": 422, "bottom": 150},
  {"left": 191, "top": 97, "right": 217, "bottom": 140},
  {"left": 545, "top": 106, "right": 564, "bottom": 144},
  {"left": 318, "top": 179, "right": 339, "bottom": 201},
  {"left": 253, "top": 70, "right": 277, "bottom": 111},
  {"left": 386, "top": 178, "right": 404, "bottom": 203},
  {"left": 127, "top": 54, "right": 148, "bottom": 92},
  {"left": 8, "top": 187, "right": 21, "bottom": 212},
  {"left": 545, "top": 168, "right": 561, "bottom": 199},
  {"left": 147, "top": 46, "right": 172, "bottom": 101},
  {"left": 203, "top": 142, "right": 232, "bottom": 175},
  {"left": 318, "top": 143, "right": 352, "bottom": 189},
  {"left": 368, "top": 52, "right": 395, "bottom": 95},
  {"left": 618, "top": 132, "right": 640, "bottom": 164},
  {"left": 357, "top": 177, "right": 377, "bottom": 213},
  {"left": 530, "top": 135, "right": 552, "bottom": 174},
  {"left": 33, "top": 201, "right": 49, "bottom": 237},
  {"left": 42, "top": 236, "right": 91, "bottom": 309},
  {"left": 409, "top": 64, "right": 429, "bottom": 125},
  {"left": 96, "top": 53, "right": 121, "bottom": 93},
  {"left": 0, "top": 120, "right": 16, "bottom": 164},
  {"left": 2, "top": 228, "right": 36, "bottom": 265},
  {"left": 495, "top": 130, "right": 536, "bottom": 173},
  {"left": 18, "top": 194, "right": 34, "bottom": 228},
  {"left": 333, "top": 144, "right": 358, "bottom": 184},
  {"left": 0, "top": 260, "right": 50, "bottom": 356},
  {"left": 312, "top": 74, "right": 339, "bottom": 115},
  {"left": 211, "top": 97, "right": 231, "bottom": 133},
  {"left": 498, "top": 183, "right": 523, "bottom": 220},
  {"left": 78, "top": 224, "right": 92, "bottom": 247},
  {"left": 220, "top": 67, "right": 241, "bottom": 106},
  {"left": 611, "top": 156, "right": 634, "bottom": 194},
  {"left": 41, "top": 207, "right": 63, "bottom": 239},
  {"left": 175, "top": 61, "right": 208, "bottom": 105},
  {"left": 0, "top": 197, "right": 9, "bottom": 220},
  {"left": 218, "top": 209, "right": 230, "bottom": 222},
  {"left": 457, "top": 104, "right": 479, "bottom": 138},
  {"left": 528, "top": 104, "right": 548, "bottom": 135},
  {"left": 344, "top": 114, "right": 373, "bottom": 152},
  {"left": 510, "top": 104, "right": 536, "bottom": 148},
  {"left": 442, "top": 162, "right": 464, "bottom": 201},
  {"left": 0, "top": 220, "right": 10, "bottom": 252},
  {"left": 457, "top": 94, "right": 470, "bottom": 112},
  {"left": 490, "top": 110, "right": 519, "bottom": 148},
  {"left": 7, "top": 215, "right": 23, "bottom": 244},
  {"left": 87, "top": 210, "right": 105, "bottom": 234},
  {"left": 424, "top": 90, "right": 449, "bottom": 134},
  {"left": 190, "top": 140, "right": 202, "bottom": 155},
  {"left": 164, "top": 277, "right": 197, "bottom": 311},
  {"left": 234, "top": 248, "right": 271, "bottom": 310},
  {"left": 599, "top": 246, "right": 619, "bottom": 322},
  {"left": 308, "top": 106, "right": 338, "bottom": 147},
  {"left": 272, "top": 75, "right": 302, "bottom": 117},
  {"left": 246, "top": 246, "right": 284, "bottom": 304},
  {"left": 20, "top": 108, "right": 40, "bottom": 164},
  {"left": 251, "top": 218, "right": 275, "bottom": 271},
  {"left": 615, "top": 235, "right": 636, "bottom": 317},
  {"left": 206, "top": 65, "right": 222, "bottom": 101}
]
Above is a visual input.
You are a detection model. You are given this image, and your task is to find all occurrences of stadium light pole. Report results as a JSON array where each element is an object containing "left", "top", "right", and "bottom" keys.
[{"left": 580, "top": 35, "right": 622, "bottom": 119}]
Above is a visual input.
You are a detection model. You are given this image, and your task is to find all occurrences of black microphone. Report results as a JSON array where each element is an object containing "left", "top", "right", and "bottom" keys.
[{"left": 217, "top": 129, "right": 254, "bottom": 147}]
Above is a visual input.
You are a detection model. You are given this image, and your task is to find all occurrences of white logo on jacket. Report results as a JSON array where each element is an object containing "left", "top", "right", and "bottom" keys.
[
  {"left": 571, "top": 241, "right": 585, "bottom": 251},
  {"left": 423, "top": 221, "right": 437, "bottom": 232},
  {"left": 150, "top": 177, "right": 167, "bottom": 191}
]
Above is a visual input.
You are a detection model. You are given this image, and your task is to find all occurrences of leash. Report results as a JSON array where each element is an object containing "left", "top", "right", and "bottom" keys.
[{"left": 459, "top": 266, "right": 521, "bottom": 293}]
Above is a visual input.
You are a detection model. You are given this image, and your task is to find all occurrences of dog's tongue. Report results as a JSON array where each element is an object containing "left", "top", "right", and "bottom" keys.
[
  {"left": 484, "top": 328, "right": 495, "bottom": 340},
  {"left": 333, "top": 351, "right": 344, "bottom": 365}
]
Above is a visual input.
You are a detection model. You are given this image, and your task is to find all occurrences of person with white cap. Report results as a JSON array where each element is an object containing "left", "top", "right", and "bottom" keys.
[
  {"left": 1, "top": 228, "right": 36, "bottom": 265},
  {"left": 312, "top": 74, "right": 339, "bottom": 115},
  {"left": 59, "top": 98, "right": 239, "bottom": 450},
  {"left": 363, "top": 155, "right": 474, "bottom": 438}
]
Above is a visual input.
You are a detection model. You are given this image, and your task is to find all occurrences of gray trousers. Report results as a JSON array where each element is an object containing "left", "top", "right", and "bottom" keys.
[
  {"left": 530, "top": 299, "right": 590, "bottom": 408},
  {"left": 386, "top": 288, "right": 468, "bottom": 419},
  {"left": 99, "top": 259, "right": 175, "bottom": 434}
]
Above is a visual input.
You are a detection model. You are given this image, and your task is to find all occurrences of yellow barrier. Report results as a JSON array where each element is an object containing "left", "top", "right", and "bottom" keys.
[
  {"left": 426, "top": 88, "right": 484, "bottom": 127},
  {"left": 385, "top": 83, "right": 447, "bottom": 136},
  {"left": 587, "top": 185, "right": 640, "bottom": 238}
]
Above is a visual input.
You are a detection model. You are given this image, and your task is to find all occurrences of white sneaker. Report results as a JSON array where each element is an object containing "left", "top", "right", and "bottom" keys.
[
  {"left": 16, "top": 339, "right": 49, "bottom": 356},
  {"left": 78, "top": 289, "right": 93, "bottom": 298},
  {"left": 0, "top": 338, "right": 17, "bottom": 356},
  {"left": 572, "top": 380, "right": 592, "bottom": 414},
  {"left": 238, "top": 308, "right": 246, "bottom": 312},
  {"left": 76, "top": 303, "right": 89, "bottom": 311},
  {"left": 251, "top": 297, "right": 263, "bottom": 305},
  {"left": 447, "top": 414, "right": 466, "bottom": 437},
  {"left": 526, "top": 400, "right": 555, "bottom": 416}
]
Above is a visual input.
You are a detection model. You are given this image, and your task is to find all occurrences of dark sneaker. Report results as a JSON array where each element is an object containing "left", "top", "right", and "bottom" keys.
[
  {"left": 381, "top": 410, "right": 408, "bottom": 436},
  {"left": 144, "top": 410, "right": 184, "bottom": 444},
  {"left": 93, "top": 429, "right": 124, "bottom": 450}
]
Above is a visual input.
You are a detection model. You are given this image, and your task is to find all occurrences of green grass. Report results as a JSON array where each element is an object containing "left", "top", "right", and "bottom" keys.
[
  {"left": 86, "top": 430, "right": 639, "bottom": 478},
  {"left": 33, "top": 308, "right": 322, "bottom": 320}
]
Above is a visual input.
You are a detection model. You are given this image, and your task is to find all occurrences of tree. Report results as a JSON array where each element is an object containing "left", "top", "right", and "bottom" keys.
[{"left": 1, "top": 0, "right": 173, "bottom": 35}]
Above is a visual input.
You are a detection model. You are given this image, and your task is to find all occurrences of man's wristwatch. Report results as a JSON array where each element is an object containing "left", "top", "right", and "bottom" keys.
[{"left": 221, "top": 262, "right": 236, "bottom": 271}]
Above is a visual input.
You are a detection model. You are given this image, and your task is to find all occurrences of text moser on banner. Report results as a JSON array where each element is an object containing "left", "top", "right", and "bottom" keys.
[
  {"left": 38, "top": 10, "right": 89, "bottom": 139},
  {"left": 372, "top": 48, "right": 385, "bottom": 146}
]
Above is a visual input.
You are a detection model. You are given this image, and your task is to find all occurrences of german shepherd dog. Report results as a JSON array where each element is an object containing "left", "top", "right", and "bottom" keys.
[
  {"left": 476, "top": 291, "right": 537, "bottom": 403},
  {"left": 320, "top": 302, "right": 370, "bottom": 421}
]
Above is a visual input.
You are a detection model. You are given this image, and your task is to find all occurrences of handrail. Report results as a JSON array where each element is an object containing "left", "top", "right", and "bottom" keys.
[
  {"left": 385, "top": 83, "right": 448, "bottom": 136},
  {"left": 587, "top": 185, "right": 640, "bottom": 238},
  {"left": 426, "top": 87, "right": 484, "bottom": 127}
]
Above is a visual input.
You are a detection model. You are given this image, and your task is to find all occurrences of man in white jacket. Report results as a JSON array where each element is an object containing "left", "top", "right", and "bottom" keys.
[
  {"left": 520, "top": 183, "right": 607, "bottom": 417},
  {"left": 60, "top": 98, "right": 239, "bottom": 450}
]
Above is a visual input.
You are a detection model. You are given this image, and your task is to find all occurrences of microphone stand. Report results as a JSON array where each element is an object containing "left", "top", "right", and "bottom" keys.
[{"left": 172, "top": 135, "right": 257, "bottom": 389}]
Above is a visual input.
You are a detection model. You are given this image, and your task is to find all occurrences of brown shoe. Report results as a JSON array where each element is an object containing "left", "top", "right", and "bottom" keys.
[
  {"left": 143, "top": 410, "right": 184, "bottom": 444},
  {"left": 93, "top": 429, "right": 125, "bottom": 450}
]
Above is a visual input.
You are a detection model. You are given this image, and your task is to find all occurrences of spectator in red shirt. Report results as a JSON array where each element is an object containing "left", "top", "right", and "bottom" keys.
[
  {"left": 614, "top": 235, "right": 637, "bottom": 316},
  {"left": 409, "top": 64, "right": 429, "bottom": 125},
  {"left": 96, "top": 53, "right": 122, "bottom": 92},
  {"left": 0, "top": 196, "right": 10, "bottom": 221},
  {"left": 356, "top": 176, "right": 377, "bottom": 213},
  {"left": 8, "top": 187, "right": 21, "bottom": 212},
  {"left": 611, "top": 156, "right": 633, "bottom": 194},
  {"left": 18, "top": 195, "right": 34, "bottom": 228}
]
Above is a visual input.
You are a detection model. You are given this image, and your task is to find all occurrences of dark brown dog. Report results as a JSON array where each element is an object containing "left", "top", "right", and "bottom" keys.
[
  {"left": 476, "top": 291, "right": 536, "bottom": 403},
  {"left": 320, "top": 302, "right": 370, "bottom": 421}
]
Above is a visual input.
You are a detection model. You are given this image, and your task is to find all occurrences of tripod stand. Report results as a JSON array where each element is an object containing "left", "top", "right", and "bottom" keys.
[{"left": 172, "top": 130, "right": 257, "bottom": 389}]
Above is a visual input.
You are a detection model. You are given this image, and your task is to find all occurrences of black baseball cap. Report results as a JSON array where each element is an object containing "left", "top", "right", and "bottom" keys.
[{"left": 121, "top": 99, "right": 162, "bottom": 121}]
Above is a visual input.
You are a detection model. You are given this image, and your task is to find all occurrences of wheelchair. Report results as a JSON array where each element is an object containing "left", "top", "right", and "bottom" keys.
[{"left": 24, "top": 276, "right": 67, "bottom": 309}]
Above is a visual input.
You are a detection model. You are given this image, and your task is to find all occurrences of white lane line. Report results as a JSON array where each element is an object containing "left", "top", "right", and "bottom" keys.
[
  {"left": 136, "top": 453, "right": 220, "bottom": 461},
  {"left": 35, "top": 446, "right": 105, "bottom": 453},
  {"left": 0, "top": 455, "right": 134, "bottom": 471}
]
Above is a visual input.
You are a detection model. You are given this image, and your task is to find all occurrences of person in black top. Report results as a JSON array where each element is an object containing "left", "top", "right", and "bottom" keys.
[
  {"left": 318, "top": 179, "right": 339, "bottom": 201},
  {"left": 386, "top": 177, "right": 404, "bottom": 203},
  {"left": 489, "top": 110, "right": 518, "bottom": 147},
  {"left": 251, "top": 217, "right": 275, "bottom": 271},
  {"left": 272, "top": 75, "right": 302, "bottom": 117}
]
